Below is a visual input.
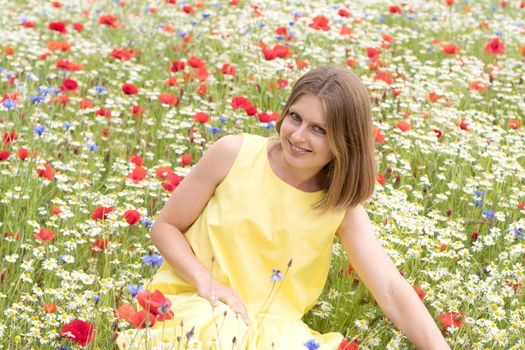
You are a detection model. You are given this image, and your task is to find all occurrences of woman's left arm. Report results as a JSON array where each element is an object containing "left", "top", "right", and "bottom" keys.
[{"left": 337, "top": 205, "right": 451, "bottom": 350}]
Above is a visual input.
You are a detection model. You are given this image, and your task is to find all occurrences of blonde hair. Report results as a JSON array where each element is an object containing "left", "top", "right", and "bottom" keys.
[{"left": 275, "top": 65, "right": 377, "bottom": 211}]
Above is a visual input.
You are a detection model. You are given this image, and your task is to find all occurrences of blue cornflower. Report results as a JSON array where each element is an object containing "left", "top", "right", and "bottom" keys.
[
  {"left": 31, "top": 95, "right": 45, "bottom": 103},
  {"left": 93, "top": 295, "right": 101, "bottom": 304},
  {"left": 59, "top": 254, "right": 69, "bottom": 263},
  {"left": 270, "top": 269, "right": 283, "bottom": 282},
  {"left": 95, "top": 85, "right": 107, "bottom": 94},
  {"left": 178, "top": 31, "right": 188, "bottom": 38},
  {"left": 126, "top": 284, "right": 144, "bottom": 297},
  {"left": 473, "top": 189, "right": 486, "bottom": 197},
  {"left": 87, "top": 143, "right": 99, "bottom": 151},
  {"left": 218, "top": 117, "right": 228, "bottom": 123},
  {"left": 490, "top": 5, "right": 498, "bottom": 11},
  {"left": 473, "top": 199, "right": 483, "bottom": 207},
  {"left": 291, "top": 11, "right": 302, "bottom": 18},
  {"left": 482, "top": 210, "right": 495, "bottom": 219},
  {"left": 265, "top": 123, "right": 275, "bottom": 130},
  {"left": 143, "top": 254, "right": 163, "bottom": 267},
  {"left": 63, "top": 122, "right": 73, "bottom": 130},
  {"left": 258, "top": 23, "right": 266, "bottom": 28},
  {"left": 39, "top": 87, "right": 55, "bottom": 95},
  {"left": 304, "top": 339, "right": 320, "bottom": 350},
  {"left": 58, "top": 347, "right": 72, "bottom": 350},
  {"left": 141, "top": 218, "right": 153, "bottom": 227},
  {"left": 34, "top": 125, "right": 45, "bottom": 135},
  {"left": 276, "top": 35, "right": 284, "bottom": 41},
  {"left": 202, "top": 13, "right": 211, "bottom": 19},
  {"left": 208, "top": 126, "right": 221, "bottom": 134},
  {"left": 3, "top": 99, "right": 16, "bottom": 109},
  {"left": 243, "top": 28, "right": 252, "bottom": 34},
  {"left": 514, "top": 228, "right": 525, "bottom": 239}
]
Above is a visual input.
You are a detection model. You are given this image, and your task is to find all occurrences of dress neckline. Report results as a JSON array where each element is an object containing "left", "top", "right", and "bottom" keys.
[{"left": 265, "top": 137, "right": 324, "bottom": 196}]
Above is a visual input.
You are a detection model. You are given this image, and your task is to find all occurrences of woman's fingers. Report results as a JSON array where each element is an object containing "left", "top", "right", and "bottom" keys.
[{"left": 216, "top": 292, "right": 251, "bottom": 326}]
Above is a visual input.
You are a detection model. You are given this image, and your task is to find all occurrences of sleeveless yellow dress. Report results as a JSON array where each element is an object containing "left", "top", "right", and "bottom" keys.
[{"left": 116, "top": 133, "right": 346, "bottom": 349}]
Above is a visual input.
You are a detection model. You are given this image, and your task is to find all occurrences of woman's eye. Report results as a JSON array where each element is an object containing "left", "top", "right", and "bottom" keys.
[
  {"left": 290, "top": 113, "right": 301, "bottom": 121},
  {"left": 314, "top": 126, "right": 326, "bottom": 134}
]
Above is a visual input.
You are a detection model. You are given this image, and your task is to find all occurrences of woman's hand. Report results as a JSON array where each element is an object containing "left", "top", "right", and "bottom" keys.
[{"left": 195, "top": 276, "right": 251, "bottom": 326}]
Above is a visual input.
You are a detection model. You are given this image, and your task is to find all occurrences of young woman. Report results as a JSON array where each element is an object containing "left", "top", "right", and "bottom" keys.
[{"left": 117, "top": 66, "right": 451, "bottom": 349}]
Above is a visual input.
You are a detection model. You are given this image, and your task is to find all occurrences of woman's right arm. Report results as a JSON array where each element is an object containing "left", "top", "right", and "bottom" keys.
[{"left": 150, "top": 135, "right": 251, "bottom": 324}]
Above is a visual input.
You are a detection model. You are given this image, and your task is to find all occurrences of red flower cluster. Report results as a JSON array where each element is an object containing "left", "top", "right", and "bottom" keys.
[
  {"left": 231, "top": 96, "right": 257, "bottom": 116},
  {"left": 117, "top": 290, "right": 174, "bottom": 329},
  {"left": 309, "top": 16, "right": 330, "bottom": 31},
  {"left": 61, "top": 319, "right": 96, "bottom": 346},
  {"left": 261, "top": 43, "right": 290, "bottom": 61}
]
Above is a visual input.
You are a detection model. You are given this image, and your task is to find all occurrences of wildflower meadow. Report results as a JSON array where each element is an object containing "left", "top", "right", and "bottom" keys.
[{"left": 0, "top": 0, "right": 524, "bottom": 349}]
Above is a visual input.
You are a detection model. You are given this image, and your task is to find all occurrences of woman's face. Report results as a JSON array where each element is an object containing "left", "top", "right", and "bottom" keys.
[{"left": 278, "top": 94, "right": 333, "bottom": 174}]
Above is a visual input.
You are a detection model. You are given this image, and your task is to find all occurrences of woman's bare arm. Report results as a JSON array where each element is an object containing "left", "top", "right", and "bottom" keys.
[{"left": 150, "top": 135, "right": 251, "bottom": 324}]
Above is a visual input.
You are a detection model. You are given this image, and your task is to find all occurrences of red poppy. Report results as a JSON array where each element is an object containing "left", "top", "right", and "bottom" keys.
[
  {"left": 155, "top": 166, "right": 174, "bottom": 179},
  {"left": 95, "top": 108, "right": 111, "bottom": 118},
  {"left": 520, "top": 45, "right": 525, "bottom": 57},
  {"left": 262, "top": 47, "right": 277, "bottom": 60},
  {"left": 111, "top": 48, "right": 135, "bottom": 60},
  {"left": 484, "top": 37, "right": 505, "bottom": 55},
  {"left": 91, "top": 206, "right": 113, "bottom": 220},
  {"left": 366, "top": 47, "right": 380, "bottom": 58},
  {"left": 79, "top": 99, "right": 93, "bottom": 109},
  {"left": 73, "top": 22, "right": 84, "bottom": 32},
  {"left": 412, "top": 284, "right": 425, "bottom": 300},
  {"left": 158, "top": 93, "right": 178, "bottom": 106},
  {"left": 48, "top": 21, "right": 67, "bottom": 33},
  {"left": 339, "top": 338, "right": 359, "bottom": 350},
  {"left": 187, "top": 56, "right": 205, "bottom": 68},
  {"left": 373, "top": 71, "right": 393, "bottom": 85},
  {"left": 198, "top": 84, "right": 207, "bottom": 96},
  {"left": 382, "top": 33, "right": 395, "bottom": 42},
  {"left": 439, "top": 312, "right": 464, "bottom": 329},
  {"left": 21, "top": 21, "right": 36, "bottom": 28},
  {"left": 442, "top": 43, "right": 460, "bottom": 55},
  {"left": 124, "top": 210, "right": 141, "bottom": 225},
  {"left": 36, "top": 163, "right": 56, "bottom": 180},
  {"left": 170, "top": 60, "right": 185, "bottom": 72},
  {"left": 459, "top": 119, "right": 469, "bottom": 130},
  {"left": 428, "top": 91, "right": 444, "bottom": 102},
  {"left": 51, "top": 205, "right": 62, "bottom": 216},
  {"left": 60, "top": 79, "right": 78, "bottom": 93},
  {"left": 127, "top": 166, "right": 147, "bottom": 183},
  {"left": 372, "top": 127, "right": 385, "bottom": 144},
  {"left": 117, "top": 303, "right": 156, "bottom": 329},
  {"left": 221, "top": 63, "right": 236, "bottom": 76},
  {"left": 508, "top": 119, "right": 521, "bottom": 129},
  {"left": 517, "top": 203, "right": 525, "bottom": 210},
  {"left": 90, "top": 238, "right": 110, "bottom": 252},
  {"left": 180, "top": 155, "right": 192, "bottom": 166},
  {"left": 2, "top": 131, "right": 17, "bottom": 146},
  {"left": 61, "top": 319, "right": 96, "bottom": 346},
  {"left": 396, "top": 121, "right": 411, "bottom": 132},
  {"left": 388, "top": 5, "right": 402, "bottom": 13},
  {"left": 338, "top": 9, "right": 351, "bottom": 17},
  {"left": 129, "top": 154, "right": 144, "bottom": 167},
  {"left": 376, "top": 174, "right": 386, "bottom": 185},
  {"left": 446, "top": 0, "right": 455, "bottom": 6},
  {"left": 469, "top": 80, "right": 488, "bottom": 91},
  {"left": 182, "top": 5, "right": 195, "bottom": 13},
  {"left": 137, "top": 290, "right": 174, "bottom": 321},
  {"left": 34, "top": 228, "right": 55, "bottom": 243},
  {"left": 193, "top": 112, "right": 210, "bottom": 124},
  {"left": 43, "top": 303, "right": 57, "bottom": 313},
  {"left": 258, "top": 112, "right": 272, "bottom": 123},
  {"left": 0, "top": 151, "right": 9, "bottom": 161},
  {"left": 99, "top": 14, "right": 118, "bottom": 27},
  {"left": 122, "top": 83, "right": 139, "bottom": 95},
  {"left": 231, "top": 96, "right": 249, "bottom": 109},
  {"left": 309, "top": 16, "right": 330, "bottom": 31},
  {"left": 161, "top": 172, "right": 183, "bottom": 192},
  {"left": 17, "top": 147, "right": 29, "bottom": 160},
  {"left": 130, "top": 105, "right": 144, "bottom": 117},
  {"left": 273, "top": 45, "right": 289, "bottom": 58},
  {"left": 433, "top": 129, "right": 443, "bottom": 138}
]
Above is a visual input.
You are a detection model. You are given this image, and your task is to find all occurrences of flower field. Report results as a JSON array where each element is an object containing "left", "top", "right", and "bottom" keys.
[{"left": 1, "top": 0, "right": 524, "bottom": 349}]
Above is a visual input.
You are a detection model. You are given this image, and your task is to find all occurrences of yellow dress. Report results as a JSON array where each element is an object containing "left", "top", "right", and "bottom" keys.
[{"left": 117, "top": 133, "right": 346, "bottom": 349}]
